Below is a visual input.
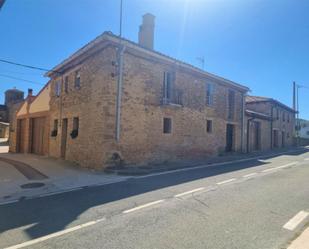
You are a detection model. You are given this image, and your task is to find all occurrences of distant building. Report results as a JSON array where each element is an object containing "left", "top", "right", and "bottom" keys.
[
  {"left": 0, "top": 88, "right": 24, "bottom": 138},
  {"left": 298, "top": 119, "right": 309, "bottom": 139},
  {"left": 245, "top": 96, "right": 296, "bottom": 152}
]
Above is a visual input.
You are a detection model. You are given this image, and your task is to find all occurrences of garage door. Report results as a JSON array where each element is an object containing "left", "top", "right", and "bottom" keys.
[
  {"left": 18, "top": 119, "right": 27, "bottom": 153},
  {"left": 31, "top": 117, "right": 46, "bottom": 155}
]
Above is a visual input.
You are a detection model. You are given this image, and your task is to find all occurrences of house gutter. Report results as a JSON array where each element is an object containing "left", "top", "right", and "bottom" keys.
[{"left": 115, "top": 45, "right": 126, "bottom": 142}]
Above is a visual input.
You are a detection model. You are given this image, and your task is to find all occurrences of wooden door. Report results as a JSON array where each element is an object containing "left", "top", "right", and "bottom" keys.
[
  {"left": 61, "top": 119, "right": 68, "bottom": 159},
  {"left": 226, "top": 124, "right": 234, "bottom": 152},
  {"left": 31, "top": 117, "right": 46, "bottom": 155},
  {"left": 17, "top": 119, "right": 27, "bottom": 153}
]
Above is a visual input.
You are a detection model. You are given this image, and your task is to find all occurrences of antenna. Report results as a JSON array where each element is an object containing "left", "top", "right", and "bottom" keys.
[{"left": 196, "top": 56, "right": 205, "bottom": 70}]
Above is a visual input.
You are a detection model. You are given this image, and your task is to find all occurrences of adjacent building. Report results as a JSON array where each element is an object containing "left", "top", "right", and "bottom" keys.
[{"left": 245, "top": 96, "right": 295, "bottom": 152}]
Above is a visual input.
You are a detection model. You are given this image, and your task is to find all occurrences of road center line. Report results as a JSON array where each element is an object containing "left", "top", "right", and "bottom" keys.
[
  {"left": 242, "top": 172, "right": 258, "bottom": 178},
  {"left": 304, "top": 158, "right": 309, "bottom": 161},
  {"left": 262, "top": 168, "right": 277, "bottom": 173},
  {"left": 4, "top": 218, "right": 105, "bottom": 249},
  {"left": 216, "top": 178, "right": 236, "bottom": 185},
  {"left": 283, "top": 211, "right": 309, "bottom": 231},
  {"left": 122, "top": 200, "right": 165, "bottom": 214},
  {"left": 174, "top": 187, "right": 205, "bottom": 198},
  {"left": 275, "top": 162, "right": 298, "bottom": 169}
]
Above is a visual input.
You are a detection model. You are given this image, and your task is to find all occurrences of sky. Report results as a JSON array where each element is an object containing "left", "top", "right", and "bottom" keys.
[{"left": 0, "top": 0, "right": 309, "bottom": 118}]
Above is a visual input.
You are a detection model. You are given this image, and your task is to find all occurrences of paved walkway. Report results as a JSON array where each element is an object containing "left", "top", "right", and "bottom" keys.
[{"left": 0, "top": 151, "right": 128, "bottom": 204}]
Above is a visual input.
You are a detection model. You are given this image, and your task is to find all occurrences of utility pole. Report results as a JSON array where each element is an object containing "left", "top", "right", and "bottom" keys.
[
  {"left": 293, "top": 81, "right": 296, "bottom": 111},
  {"left": 115, "top": 0, "right": 125, "bottom": 142},
  {"left": 0, "top": 0, "right": 5, "bottom": 10}
]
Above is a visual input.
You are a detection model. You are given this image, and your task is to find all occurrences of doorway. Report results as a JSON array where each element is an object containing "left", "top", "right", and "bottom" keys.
[
  {"left": 31, "top": 117, "right": 46, "bottom": 155},
  {"left": 61, "top": 118, "right": 68, "bottom": 159},
  {"left": 282, "top": 131, "right": 285, "bottom": 147},
  {"left": 226, "top": 124, "right": 234, "bottom": 152},
  {"left": 273, "top": 130, "right": 279, "bottom": 148}
]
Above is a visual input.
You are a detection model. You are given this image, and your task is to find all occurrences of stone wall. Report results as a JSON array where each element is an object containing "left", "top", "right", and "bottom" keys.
[
  {"left": 246, "top": 102, "right": 295, "bottom": 148},
  {"left": 48, "top": 45, "right": 246, "bottom": 169}
]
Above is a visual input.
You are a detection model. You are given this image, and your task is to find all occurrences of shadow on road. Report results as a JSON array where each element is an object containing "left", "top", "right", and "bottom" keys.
[{"left": 0, "top": 147, "right": 308, "bottom": 243}]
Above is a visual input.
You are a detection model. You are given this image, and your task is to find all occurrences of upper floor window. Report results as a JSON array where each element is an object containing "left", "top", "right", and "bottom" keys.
[
  {"left": 64, "top": 76, "right": 69, "bottom": 93},
  {"left": 74, "top": 70, "right": 81, "bottom": 89},
  {"left": 206, "top": 83, "right": 214, "bottom": 106},
  {"left": 276, "top": 108, "right": 279, "bottom": 120},
  {"left": 282, "top": 112, "right": 285, "bottom": 122},
  {"left": 228, "top": 89, "right": 235, "bottom": 120},
  {"left": 163, "top": 72, "right": 173, "bottom": 102},
  {"left": 55, "top": 81, "right": 61, "bottom": 97}
]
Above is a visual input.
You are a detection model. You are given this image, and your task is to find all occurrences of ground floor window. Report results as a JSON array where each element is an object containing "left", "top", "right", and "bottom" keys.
[
  {"left": 163, "top": 117, "right": 172, "bottom": 134},
  {"left": 206, "top": 120, "right": 213, "bottom": 133}
]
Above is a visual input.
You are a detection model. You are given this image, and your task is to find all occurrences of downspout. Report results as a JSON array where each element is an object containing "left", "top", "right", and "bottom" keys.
[
  {"left": 115, "top": 45, "right": 126, "bottom": 142},
  {"left": 270, "top": 105, "right": 273, "bottom": 149},
  {"left": 241, "top": 92, "right": 245, "bottom": 153},
  {"left": 246, "top": 117, "right": 254, "bottom": 153}
]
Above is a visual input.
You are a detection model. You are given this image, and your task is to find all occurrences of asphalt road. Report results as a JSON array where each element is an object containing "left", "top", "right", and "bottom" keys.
[{"left": 1, "top": 149, "right": 309, "bottom": 249}]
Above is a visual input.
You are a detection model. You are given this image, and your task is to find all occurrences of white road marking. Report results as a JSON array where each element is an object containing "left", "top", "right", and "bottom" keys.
[
  {"left": 242, "top": 172, "right": 258, "bottom": 178},
  {"left": 304, "top": 158, "right": 309, "bottom": 161},
  {"left": 0, "top": 200, "right": 18, "bottom": 206},
  {"left": 262, "top": 162, "right": 298, "bottom": 173},
  {"left": 275, "top": 162, "right": 298, "bottom": 169},
  {"left": 216, "top": 178, "right": 236, "bottom": 185},
  {"left": 174, "top": 187, "right": 205, "bottom": 198},
  {"left": 283, "top": 211, "right": 309, "bottom": 231},
  {"left": 4, "top": 218, "right": 105, "bottom": 249},
  {"left": 262, "top": 168, "right": 277, "bottom": 173},
  {"left": 123, "top": 200, "right": 165, "bottom": 214}
]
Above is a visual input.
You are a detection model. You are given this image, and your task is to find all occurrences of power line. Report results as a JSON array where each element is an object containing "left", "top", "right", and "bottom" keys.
[
  {"left": 0, "top": 59, "right": 61, "bottom": 74},
  {"left": 0, "top": 73, "right": 45, "bottom": 85}
]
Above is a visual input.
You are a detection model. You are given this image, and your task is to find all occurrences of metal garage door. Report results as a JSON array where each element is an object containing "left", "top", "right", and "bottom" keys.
[{"left": 31, "top": 117, "right": 46, "bottom": 155}]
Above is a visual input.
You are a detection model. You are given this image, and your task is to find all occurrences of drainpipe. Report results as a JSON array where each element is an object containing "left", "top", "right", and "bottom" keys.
[
  {"left": 115, "top": 45, "right": 125, "bottom": 142},
  {"left": 270, "top": 105, "right": 273, "bottom": 149},
  {"left": 246, "top": 117, "right": 254, "bottom": 153},
  {"left": 241, "top": 92, "right": 245, "bottom": 153}
]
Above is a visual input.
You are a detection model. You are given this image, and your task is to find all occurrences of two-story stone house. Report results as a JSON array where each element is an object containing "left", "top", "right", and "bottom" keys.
[
  {"left": 245, "top": 95, "right": 295, "bottom": 151},
  {"left": 43, "top": 14, "right": 249, "bottom": 169}
]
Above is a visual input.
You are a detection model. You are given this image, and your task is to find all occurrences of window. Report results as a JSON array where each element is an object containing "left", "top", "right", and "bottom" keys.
[
  {"left": 206, "top": 120, "right": 213, "bottom": 133},
  {"left": 73, "top": 117, "right": 79, "bottom": 131},
  {"left": 228, "top": 89, "right": 235, "bottom": 120},
  {"left": 206, "top": 83, "right": 214, "bottom": 106},
  {"left": 276, "top": 109, "right": 279, "bottom": 120},
  {"left": 51, "top": 119, "right": 58, "bottom": 137},
  {"left": 282, "top": 112, "right": 285, "bottom": 122},
  {"left": 163, "top": 72, "right": 173, "bottom": 102},
  {"left": 163, "top": 117, "right": 172, "bottom": 134},
  {"left": 287, "top": 132, "right": 290, "bottom": 138},
  {"left": 74, "top": 70, "right": 81, "bottom": 88},
  {"left": 287, "top": 114, "right": 290, "bottom": 123},
  {"left": 307, "top": 131, "right": 309, "bottom": 136},
  {"left": 71, "top": 117, "right": 79, "bottom": 139},
  {"left": 64, "top": 76, "right": 69, "bottom": 93},
  {"left": 55, "top": 81, "right": 61, "bottom": 97}
]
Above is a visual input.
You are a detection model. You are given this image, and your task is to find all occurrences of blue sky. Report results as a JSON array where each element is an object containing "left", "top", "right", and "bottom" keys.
[{"left": 0, "top": 0, "right": 308, "bottom": 118}]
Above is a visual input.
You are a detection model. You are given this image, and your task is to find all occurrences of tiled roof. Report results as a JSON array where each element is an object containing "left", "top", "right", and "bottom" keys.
[{"left": 246, "top": 95, "right": 296, "bottom": 113}]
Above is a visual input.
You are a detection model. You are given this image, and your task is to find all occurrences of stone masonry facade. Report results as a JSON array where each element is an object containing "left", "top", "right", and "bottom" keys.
[{"left": 47, "top": 34, "right": 248, "bottom": 169}]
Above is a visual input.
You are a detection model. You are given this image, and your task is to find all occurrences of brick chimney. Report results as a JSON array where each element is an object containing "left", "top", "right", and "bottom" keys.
[
  {"left": 138, "top": 13, "right": 155, "bottom": 50},
  {"left": 28, "top": 88, "right": 33, "bottom": 97}
]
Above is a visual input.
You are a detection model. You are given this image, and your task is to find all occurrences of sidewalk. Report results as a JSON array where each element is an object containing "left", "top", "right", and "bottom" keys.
[
  {"left": 287, "top": 225, "right": 309, "bottom": 249},
  {"left": 0, "top": 152, "right": 129, "bottom": 205},
  {"left": 104, "top": 146, "right": 309, "bottom": 176}
]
